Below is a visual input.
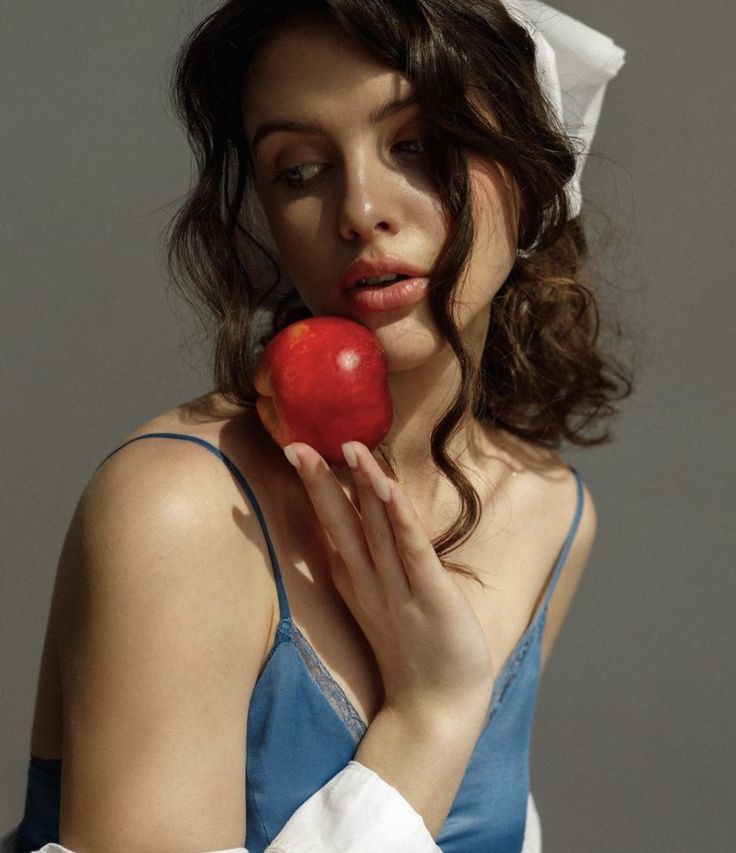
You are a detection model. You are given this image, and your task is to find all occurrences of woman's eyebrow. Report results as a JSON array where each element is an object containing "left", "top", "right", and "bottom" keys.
[{"left": 249, "top": 93, "right": 419, "bottom": 156}]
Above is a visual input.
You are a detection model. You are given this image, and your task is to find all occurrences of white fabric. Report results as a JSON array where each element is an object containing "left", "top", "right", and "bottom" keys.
[
  {"left": 504, "top": 0, "right": 626, "bottom": 218},
  {"left": 268, "top": 761, "right": 440, "bottom": 852},
  {"left": 522, "top": 790, "right": 543, "bottom": 852}
]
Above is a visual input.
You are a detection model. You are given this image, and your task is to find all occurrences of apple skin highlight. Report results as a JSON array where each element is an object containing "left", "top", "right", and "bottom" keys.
[{"left": 254, "top": 317, "right": 393, "bottom": 467}]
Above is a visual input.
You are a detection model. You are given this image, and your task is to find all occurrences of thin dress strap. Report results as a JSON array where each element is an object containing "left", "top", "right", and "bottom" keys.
[
  {"left": 541, "top": 466, "right": 585, "bottom": 612},
  {"left": 96, "top": 432, "right": 292, "bottom": 622}
]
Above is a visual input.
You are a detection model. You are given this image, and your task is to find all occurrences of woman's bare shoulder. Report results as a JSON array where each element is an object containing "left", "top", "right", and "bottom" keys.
[
  {"left": 75, "top": 391, "right": 281, "bottom": 633},
  {"left": 484, "top": 424, "right": 576, "bottom": 485},
  {"left": 94, "top": 385, "right": 281, "bottom": 531},
  {"left": 484, "top": 425, "right": 593, "bottom": 540},
  {"left": 98, "top": 391, "right": 278, "bottom": 490},
  {"left": 488, "top": 427, "right": 598, "bottom": 670},
  {"left": 53, "top": 394, "right": 277, "bottom": 852}
]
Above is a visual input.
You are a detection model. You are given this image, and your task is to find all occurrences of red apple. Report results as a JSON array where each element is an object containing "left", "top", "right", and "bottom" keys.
[{"left": 254, "top": 316, "right": 393, "bottom": 467}]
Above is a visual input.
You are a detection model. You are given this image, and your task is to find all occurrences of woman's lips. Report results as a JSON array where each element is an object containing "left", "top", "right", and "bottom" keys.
[{"left": 345, "top": 276, "right": 430, "bottom": 312}]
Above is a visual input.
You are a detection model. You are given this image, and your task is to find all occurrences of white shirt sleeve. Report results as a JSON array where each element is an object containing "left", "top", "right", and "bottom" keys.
[
  {"left": 28, "top": 761, "right": 439, "bottom": 853},
  {"left": 267, "top": 761, "right": 440, "bottom": 853},
  {"left": 521, "top": 791, "right": 543, "bottom": 853}
]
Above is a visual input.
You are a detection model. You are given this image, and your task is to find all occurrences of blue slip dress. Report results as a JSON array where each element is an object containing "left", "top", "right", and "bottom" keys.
[{"left": 15, "top": 432, "right": 584, "bottom": 853}]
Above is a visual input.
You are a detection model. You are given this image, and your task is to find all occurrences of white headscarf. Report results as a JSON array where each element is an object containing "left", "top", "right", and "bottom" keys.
[{"left": 503, "top": 1, "right": 626, "bottom": 218}]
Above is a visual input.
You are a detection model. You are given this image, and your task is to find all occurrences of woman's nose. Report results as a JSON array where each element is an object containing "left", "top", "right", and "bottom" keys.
[{"left": 336, "top": 155, "right": 401, "bottom": 242}]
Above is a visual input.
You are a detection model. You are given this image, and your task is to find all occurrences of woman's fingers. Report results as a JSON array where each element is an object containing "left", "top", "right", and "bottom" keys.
[
  {"left": 377, "top": 471, "right": 448, "bottom": 600},
  {"left": 285, "top": 443, "right": 367, "bottom": 568},
  {"left": 284, "top": 440, "right": 447, "bottom": 605},
  {"left": 331, "top": 439, "right": 443, "bottom": 603},
  {"left": 342, "top": 443, "right": 410, "bottom": 597},
  {"left": 284, "top": 442, "right": 412, "bottom": 598},
  {"left": 350, "top": 447, "right": 450, "bottom": 601}
]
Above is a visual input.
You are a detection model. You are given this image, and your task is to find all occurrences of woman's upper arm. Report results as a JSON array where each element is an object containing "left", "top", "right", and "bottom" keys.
[
  {"left": 54, "top": 439, "right": 276, "bottom": 853},
  {"left": 540, "top": 478, "right": 598, "bottom": 674}
]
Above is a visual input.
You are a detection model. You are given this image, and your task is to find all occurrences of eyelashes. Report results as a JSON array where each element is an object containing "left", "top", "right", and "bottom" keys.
[
  {"left": 273, "top": 162, "right": 324, "bottom": 187},
  {"left": 272, "top": 138, "right": 429, "bottom": 189},
  {"left": 395, "top": 138, "right": 426, "bottom": 156}
]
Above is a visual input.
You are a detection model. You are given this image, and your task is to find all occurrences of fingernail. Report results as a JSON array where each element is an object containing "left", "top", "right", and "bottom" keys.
[
  {"left": 283, "top": 444, "right": 301, "bottom": 469},
  {"left": 341, "top": 442, "right": 358, "bottom": 469},
  {"left": 374, "top": 476, "right": 392, "bottom": 503}
]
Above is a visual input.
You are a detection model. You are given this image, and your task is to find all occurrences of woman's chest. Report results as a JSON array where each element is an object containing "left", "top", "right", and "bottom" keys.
[{"left": 257, "top": 476, "right": 565, "bottom": 730}]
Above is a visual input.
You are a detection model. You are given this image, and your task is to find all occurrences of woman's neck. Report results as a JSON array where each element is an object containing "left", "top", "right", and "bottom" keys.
[{"left": 372, "top": 343, "right": 501, "bottom": 520}]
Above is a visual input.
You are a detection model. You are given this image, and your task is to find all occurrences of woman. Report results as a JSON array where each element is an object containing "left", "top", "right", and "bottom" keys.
[{"left": 8, "top": 1, "right": 631, "bottom": 851}]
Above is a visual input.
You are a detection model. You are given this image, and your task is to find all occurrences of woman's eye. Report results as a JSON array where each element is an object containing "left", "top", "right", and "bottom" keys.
[
  {"left": 272, "top": 139, "right": 427, "bottom": 189},
  {"left": 273, "top": 162, "right": 323, "bottom": 187},
  {"left": 394, "top": 138, "right": 427, "bottom": 155}
]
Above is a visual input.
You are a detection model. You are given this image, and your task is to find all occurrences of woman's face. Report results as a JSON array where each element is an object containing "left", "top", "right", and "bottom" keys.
[{"left": 243, "top": 22, "right": 519, "bottom": 371}]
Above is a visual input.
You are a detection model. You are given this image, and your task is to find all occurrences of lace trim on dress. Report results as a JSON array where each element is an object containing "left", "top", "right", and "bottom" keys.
[{"left": 290, "top": 622, "right": 368, "bottom": 744}]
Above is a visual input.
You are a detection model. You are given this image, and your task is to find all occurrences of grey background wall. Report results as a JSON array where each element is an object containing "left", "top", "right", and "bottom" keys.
[{"left": 2, "top": 2, "right": 733, "bottom": 851}]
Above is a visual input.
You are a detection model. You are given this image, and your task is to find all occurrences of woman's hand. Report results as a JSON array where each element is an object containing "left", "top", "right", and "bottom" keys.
[{"left": 283, "top": 440, "right": 494, "bottom": 723}]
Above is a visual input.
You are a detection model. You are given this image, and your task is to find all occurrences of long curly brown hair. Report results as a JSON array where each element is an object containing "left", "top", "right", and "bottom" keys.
[{"left": 165, "top": 0, "right": 634, "bottom": 585}]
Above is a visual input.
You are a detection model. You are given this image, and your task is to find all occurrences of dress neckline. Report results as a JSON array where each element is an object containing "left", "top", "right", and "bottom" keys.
[
  {"left": 97, "top": 434, "right": 583, "bottom": 747},
  {"left": 255, "top": 465, "right": 583, "bottom": 742}
]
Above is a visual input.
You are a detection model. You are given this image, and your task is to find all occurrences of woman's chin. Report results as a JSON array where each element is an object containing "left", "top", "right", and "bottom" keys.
[{"left": 380, "top": 333, "right": 449, "bottom": 375}]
